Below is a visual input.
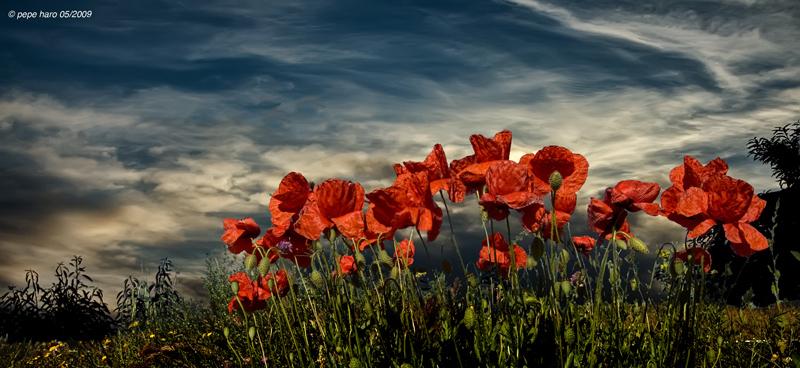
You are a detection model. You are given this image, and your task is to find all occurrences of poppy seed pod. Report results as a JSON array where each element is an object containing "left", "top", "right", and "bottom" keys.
[
  {"left": 549, "top": 171, "right": 563, "bottom": 192},
  {"left": 245, "top": 253, "right": 257, "bottom": 271},
  {"left": 629, "top": 237, "right": 649, "bottom": 254}
]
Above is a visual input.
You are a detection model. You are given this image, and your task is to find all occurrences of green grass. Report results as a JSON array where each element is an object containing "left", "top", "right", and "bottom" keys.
[{"left": 0, "top": 233, "right": 798, "bottom": 368}]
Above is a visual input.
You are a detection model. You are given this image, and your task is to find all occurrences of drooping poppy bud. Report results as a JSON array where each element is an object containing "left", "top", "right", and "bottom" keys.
[
  {"left": 629, "top": 237, "right": 649, "bottom": 254},
  {"left": 310, "top": 270, "right": 324, "bottom": 289},
  {"left": 245, "top": 253, "right": 257, "bottom": 271}
]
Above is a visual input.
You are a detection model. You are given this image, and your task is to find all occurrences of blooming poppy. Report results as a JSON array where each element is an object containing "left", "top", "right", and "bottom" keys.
[
  {"left": 222, "top": 218, "right": 261, "bottom": 255},
  {"left": 352, "top": 203, "right": 396, "bottom": 251},
  {"left": 447, "top": 130, "right": 513, "bottom": 203},
  {"left": 476, "top": 233, "right": 527, "bottom": 279},
  {"left": 393, "top": 239, "right": 415, "bottom": 269},
  {"left": 479, "top": 161, "right": 543, "bottom": 221},
  {"left": 572, "top": 236, "right": 596, "bottom": 259},
  {"left": 256, "top": 226, "right": 315, "bottom": 268},
  {"left": 295, "top": 178, "right": 366, "bottom": 241},
  {"left": 264, "top": 269, "right": 291, "bottom": 297},
  {"left": 227, "top": 272, "right": 269, "bottom": 313},
  {"left": 524, "top": 146, "right": 589, "bottom": 199},
  {"left": 366, "top": 171, "right": 443, "bottom": 242},
  {"left": 269, "top": 173, "right": 312, "bottom": 236},
  {"left": 394, "top": 144, "right": 454, "bottom": 196},
  {"left": 587, "top": 180, "right": 660, "bottom": 240},
  {"left": 661, "top": 157, "right": 768, "bottom": 257},
  {"left": 673, "top": 247, "right": 713, "bottom": 273},
  {"left": 339, "top": 255, "right": 358, "bottom": 275}
]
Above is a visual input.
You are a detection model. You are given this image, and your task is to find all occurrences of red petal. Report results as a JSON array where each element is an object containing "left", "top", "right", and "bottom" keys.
[
  {"left": 331, "top": 211, "right": 366, "bottom": 239},
  {"left": 740, "top": 194, "right": 766, "bottom": 223},
  {"left": 676, "top": 187, "right": 708, "bottom": 217},
  {"left": 687, "top": 219, "right": 716, "bottom": 238},
  {"left": 295, "top": 204, "right": 334, "bottom": 240}
]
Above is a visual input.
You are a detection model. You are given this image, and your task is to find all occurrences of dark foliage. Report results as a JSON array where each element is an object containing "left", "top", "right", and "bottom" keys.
[
  {"left": 747, "top": 120, "right": 800, "bottom": 189},
  {"left": 0, "top": 256, "right": 117, "bottom": 342},
  {"left": 115, "top": 258, "right": 183, "bottom": 327}
]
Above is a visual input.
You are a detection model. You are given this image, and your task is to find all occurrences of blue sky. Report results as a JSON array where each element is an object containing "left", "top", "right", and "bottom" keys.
[{"left": 2, "top": 0, "right": 798, "bottom": 303}]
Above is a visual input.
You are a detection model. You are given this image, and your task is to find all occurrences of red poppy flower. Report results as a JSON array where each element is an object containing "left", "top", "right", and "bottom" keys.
[
  {"left": 228, "top": 272, "right": 269, "bottom": 313},
  {"left": 673, "top": 247, "right": 712, "bottom": 273},
  {"left": 447, "top": 130, "right": 513, "bottom": 203},
  {"left": 661, "top": 157, "right": 768, "bottom": 257},
  {"left": 339, "top": 255, "right": 358, "bottom": 275},
  {"left": 269, "top": 173, "right": 312, "bottom": 236},
  {"left": 393, "top": 239, "right": 415, "bottom": 268},
  {"left": 366, "top": 171, "right": 443, "bottom": 242},
  {"left": 256, "top": 226, "right": 315, "bottom": 268},
  {"left": 394, "top": 144, "right": 454, "bottom": 196},
  {"left": 476, "top": 233, "right": 527, "bottom": 279},
  {"left": 479, "top": 161, "right": 543, "bottom": 221},
  {"left": 353, "top": 203, "right": 396, "bottom": 251},
  {"left": 526, "top": 146, "right": 589, "bottom": 199},
  {"left": 587, "top": 181, "right": 660, "bottom": 240},
  {"left": 295, "top": 179, "right": 366, "bottom": 241},
  {"left": 519, "top": 201, "right": 546, "bottom": 233},
  {"left": 222, "top": 218, "right": 261, "bottom": 255},
  {"left": 572, "top": 236, "right": 596, "bottom": 259},
  {"left": 263, "top": 269, "right": 291, "bottom": 297},
  {"left": 540, "top": 209, "right": 572, "bottom": 241}
]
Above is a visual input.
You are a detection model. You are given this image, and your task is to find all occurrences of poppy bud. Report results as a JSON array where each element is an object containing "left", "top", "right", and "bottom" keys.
[
  {"left": 223, "top": 327, "right": 230, "bottom": 338},
  {"left": 258, "top": 257, "right": 270, "bottom": 277},
  {"left": 560, "top": 280, "right": 571, "bottom": 295},
  {"left": 463, "top": 307, "right": 478, "bottom": 330},
  {"left": 531, "top": 237, "right": 545, "bottom": 261},
  {"left": 267, "top": 278, "right": 275, "bottom": 291},
  {"left": 629, "top": 237, "right": 649, "bottom": 254},
  {"left": 630, "top": 277, "right": 639, "bottom": 291},
  {"left": 442, "top": 259, "right": 452, "bottom": 275},
  {"left": 549, "top": 171, "right": 563, "bottom": 192},
  {"left": 564, "top": 328, "right": 576, "bottom": 345},
  {"left": 355, "top": 253, "right": 366, "bottom": 269},
  {"left": 248, "top": 326, "right": 255, "bottom": 340},
  {"left": 526, "top": 257, "right": 537, "bottom": 269},
  {"left": 313, "top": 240, "right": 323, "bottom": 252},
  {"left": 378, "top": 250, "right": 393, "bottom": 269},
  {"left": 391, "top": 266, "right": 400, "bottom": 280},
  {"left": 349, "top": 357, "right": 362, "bottom": 368},
  {"left": 310, "top": 270, "right": 325, "bottom": 289},
  {"left": 230, "top": 281, "right": 239, "bottom": 294},
  {"left": 615, "top": 238, "right": 628, "bottom": 250},
  {"left": 245, "top": 253, "right": 257, "bottom": 271}
]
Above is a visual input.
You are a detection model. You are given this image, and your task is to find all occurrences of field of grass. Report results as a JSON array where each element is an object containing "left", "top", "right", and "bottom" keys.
[{"left": 0, "top": 233, "right": 798, "bottom": 368}]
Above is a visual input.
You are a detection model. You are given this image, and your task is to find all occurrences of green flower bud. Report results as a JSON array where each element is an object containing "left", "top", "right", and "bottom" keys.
[
  {"left": 564, "top": 328, "right": 576, "bottom": 345},
  {"left": 526, "top": 257, "right": 537, "bottom": 270},
  {"left": 391, "top": 266, "right": 400, "bottom": 280},
  {"left": 463, "top": 307, "right": 478, "bottom": 330},
  {"left": 248, "top": 326, "right": 255, "bottom": 340},
  {"left": 355, "top": 253, "right": 366, "bottom": 269},
  {"left": 615, "top": 238, "right": 628, "bottom": 250},
  {"left": 310, "top": 270, "right": 325, "bottom": 289},
  {"left": 230, "top": 281, "right": 239, "bottom": 294},
  {"left": 378, "top": 250, "right": 393, "bottom": 269},
  {"left": 258, "top": 257, "right": 270, "bottom": 277},
  {"left": 549, "top": 171, "right": 563, "bottom": 192},
  {"left": 531, "top": 237, "right": 545, "bottom": 261},
  {"left": 442, "top": 259, "right": 452, "bottom": 275},
  {"left": 630, "top": 277, "right": 639, "bottom": 291},
  {"left": 629, "top": 237, "right": 649, "bottom": 254},
  {"left": 245, "top": 253, "right": 257, "bottom": 270},
  {"left": 223, "top": 327, "right": 230, "bottom": 338},
  {"left": 313, "top": 240, "right": 323, "bottom": 252},
  {"left": 560, "top": 280, "right": 572, "bottom": 295},
  {"left": 349, "top": 357, "right": 362, "bottom": 368},
  {"left": 466, "top": 273, "right": 478, "bottom": 289},
  {"left": 267, "top": 278, "right": 275, "bottom": 291}
]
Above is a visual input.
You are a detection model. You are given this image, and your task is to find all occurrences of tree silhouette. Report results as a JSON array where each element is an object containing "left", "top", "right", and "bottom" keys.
[{"left": 747, "top": 120, "right": 800, "bottom": 189}]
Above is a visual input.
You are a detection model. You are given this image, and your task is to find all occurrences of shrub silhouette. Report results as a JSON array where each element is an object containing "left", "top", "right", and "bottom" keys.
[
  {"left": 0, "top": 256, "right": 117, "bottom": 342},
  {"left": 707, "top": 120, "right": 800, "bottom": 306},
  {"left": 115, "top": 257, "right": 183, "bottom": 328},
  {"left": 747, "top": 120, "right": 800, "bottom": 189}
]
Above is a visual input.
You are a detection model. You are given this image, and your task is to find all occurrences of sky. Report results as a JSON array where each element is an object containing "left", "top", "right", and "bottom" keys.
[{"left": 1, "top": 0, "right": 799, "bottom": 306}]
